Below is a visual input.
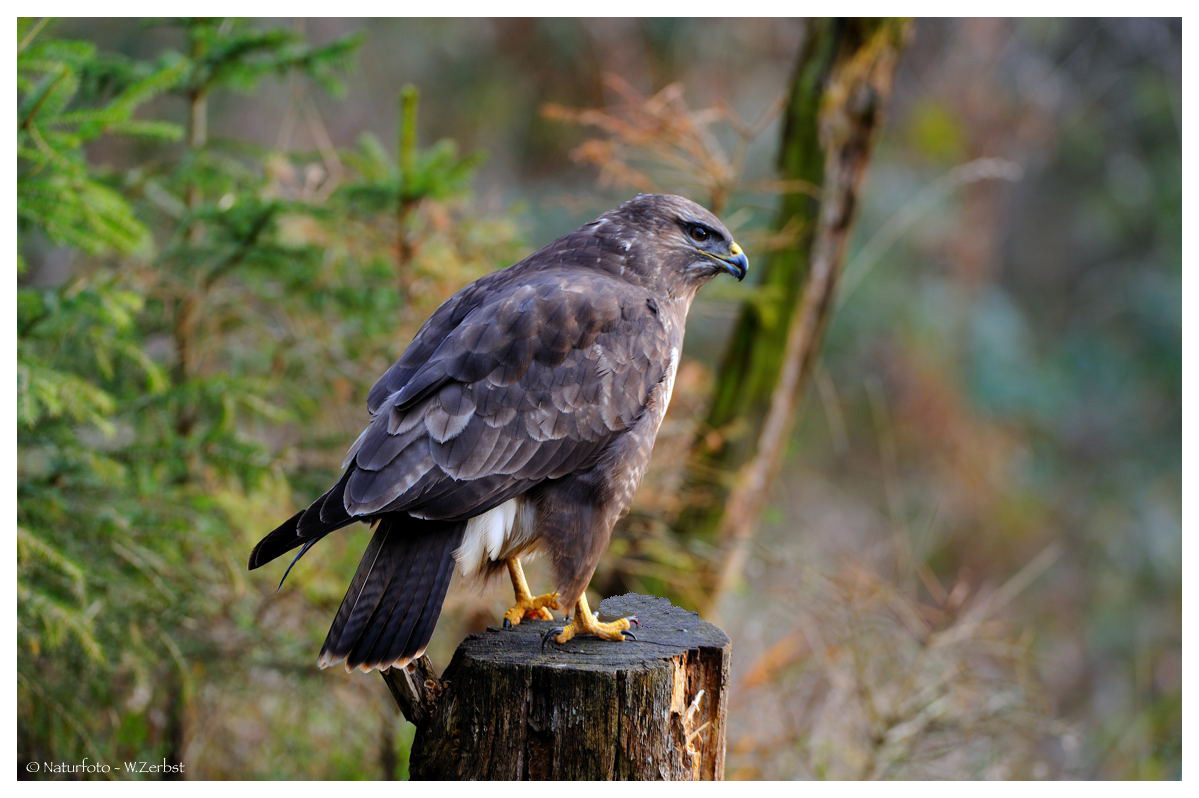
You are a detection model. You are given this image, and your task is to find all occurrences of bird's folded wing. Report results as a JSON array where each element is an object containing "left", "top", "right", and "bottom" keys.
[{"left": 341, "top": 271, "right": 671, "bottom": 523}]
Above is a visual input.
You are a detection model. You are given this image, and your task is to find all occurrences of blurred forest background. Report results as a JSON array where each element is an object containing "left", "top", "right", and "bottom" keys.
[{"left": 17, "top": 18, "right": 1179, "bottom": 780}]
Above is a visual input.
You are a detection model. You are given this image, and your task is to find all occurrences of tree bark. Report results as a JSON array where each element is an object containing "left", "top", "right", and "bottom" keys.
[
  {"left": 386, "top": 594, "right": 731, "bottom": 780},
  {"left": 675, "top": 19, "right": 843, "bottom": 544},
  {"left": 675, "top": 19, "right": 911, "bottom": 610}
]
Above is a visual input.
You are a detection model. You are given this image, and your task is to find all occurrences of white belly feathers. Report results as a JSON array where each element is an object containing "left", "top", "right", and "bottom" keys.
[{"left": 452, "top": 497, "right": 537, "bottom": 579}]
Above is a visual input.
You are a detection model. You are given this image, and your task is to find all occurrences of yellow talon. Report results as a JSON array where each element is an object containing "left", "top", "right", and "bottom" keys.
[
  {"left": 502, "top": 557, "right": 559, "bottom": 626},
  {"left": 503, "top": 592, "right": 559, "bottom": 625},
  {"left": 554, "top": 594, "right": 633, "bottom": 643}
]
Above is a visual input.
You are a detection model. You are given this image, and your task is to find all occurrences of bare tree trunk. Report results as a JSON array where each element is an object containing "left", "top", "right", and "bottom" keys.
[
  {"left": 674, "top": 19, "right": 911, "bottom": 614},
  {"left": 382, "top": 595, "right": 731, "bottom": 780}
]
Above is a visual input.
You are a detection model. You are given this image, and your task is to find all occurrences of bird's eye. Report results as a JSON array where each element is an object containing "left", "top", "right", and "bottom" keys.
[{"left": 688, "top": 224, "right": 711, "bottom": 244}]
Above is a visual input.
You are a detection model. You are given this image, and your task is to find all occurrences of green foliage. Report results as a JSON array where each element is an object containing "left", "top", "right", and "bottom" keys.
[
  {"left": 337, "top": 87, "right": 483, "bottom": 211},
  {"left": 17, "top": 19, "right": 184, "bottom": 255},
  {"left": 904, "top": 100, "right": 965, "bottom": 163},
  {"left": 338, "top": 133, "right": 481, "bottom": 209},
  {"left": 17, "top": 18, "right": 518, "bottom": 778},
  {"left": 158, "top": 17, "right": 361, "bottom": 98}
]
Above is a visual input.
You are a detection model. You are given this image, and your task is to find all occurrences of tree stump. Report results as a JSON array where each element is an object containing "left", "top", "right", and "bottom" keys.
[{"left": 399, "top": 594, "right": 730, "bottom": 780}]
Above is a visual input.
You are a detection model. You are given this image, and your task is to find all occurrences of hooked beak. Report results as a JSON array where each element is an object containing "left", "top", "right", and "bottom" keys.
[{"left": 716, "top": 241, "right": 749, "bottom": 281}]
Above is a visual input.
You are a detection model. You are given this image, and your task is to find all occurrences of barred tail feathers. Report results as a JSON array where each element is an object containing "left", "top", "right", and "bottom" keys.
[{"left": 318, "top": 515, "right": 463, "bottom": 672}]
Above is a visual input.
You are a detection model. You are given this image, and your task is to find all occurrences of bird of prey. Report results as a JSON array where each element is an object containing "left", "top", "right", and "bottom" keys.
[{"left": 249, "top": 193, "right": 748, "bottom": 672}]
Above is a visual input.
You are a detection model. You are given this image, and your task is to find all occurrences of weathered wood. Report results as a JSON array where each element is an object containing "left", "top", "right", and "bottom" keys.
[
  {"left": 400, "top": 594, "right": 730, "bottom": 780},
  {"left": 380, "top": 654, "right": 441, "bottom": 729}
]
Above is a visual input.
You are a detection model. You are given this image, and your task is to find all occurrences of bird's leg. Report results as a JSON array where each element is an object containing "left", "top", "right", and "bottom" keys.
[
  {"left": 502, "top": 557, "right": 559, "bottom": 627},
  {"left": 551, "top": 593, "right": 637, "bottom": 644}
]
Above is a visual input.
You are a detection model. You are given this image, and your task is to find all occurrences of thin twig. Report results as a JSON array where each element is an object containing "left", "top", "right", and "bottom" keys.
[{"left": 19, "top": 18, "right": 51, "bottom": 53}]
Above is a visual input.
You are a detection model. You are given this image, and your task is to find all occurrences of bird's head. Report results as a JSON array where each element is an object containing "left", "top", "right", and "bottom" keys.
[{"left": 604, "top": 194, "right": 749, "bottom": 295}]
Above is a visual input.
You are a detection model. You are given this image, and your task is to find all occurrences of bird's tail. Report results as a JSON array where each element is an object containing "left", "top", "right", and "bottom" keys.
[{"left": 318, "top": 515, "right": 463, "bottom": 672}]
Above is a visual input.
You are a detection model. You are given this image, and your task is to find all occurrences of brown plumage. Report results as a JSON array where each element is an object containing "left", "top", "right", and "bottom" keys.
[{"left": 249, "top": 193, "right": 748, "bottom": 671}]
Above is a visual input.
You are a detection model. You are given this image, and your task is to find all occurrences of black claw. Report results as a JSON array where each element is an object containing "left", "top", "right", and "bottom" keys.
[
  {"left": 621, "top": 629, "right": 637, "bottom": 640},
  {"left": 503, "top": 617, "right": 512, "bottom": 630},
  {"left": 541, "top": 626, "right": 564, "bottom": 651},
  {"left": 628, "top": 615, "right": 640, "bottom": 627}
]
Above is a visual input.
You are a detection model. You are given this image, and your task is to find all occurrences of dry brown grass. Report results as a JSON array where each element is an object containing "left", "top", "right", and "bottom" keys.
[
  {"left": 723, "top": 504, "right": 1079, "bottom": 779},
  {"left": 544, "top": 74, "right": 787, "bottom": 215}
]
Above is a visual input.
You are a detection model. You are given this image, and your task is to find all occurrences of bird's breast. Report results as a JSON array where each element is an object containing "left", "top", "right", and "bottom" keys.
[{"left": 599, "top": 345, "right": 681, "bottom": 516}]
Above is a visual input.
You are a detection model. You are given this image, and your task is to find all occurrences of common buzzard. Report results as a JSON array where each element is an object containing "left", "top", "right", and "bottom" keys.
[{"left": 249, "top": 193, "right": 748, "bottom": 671}]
